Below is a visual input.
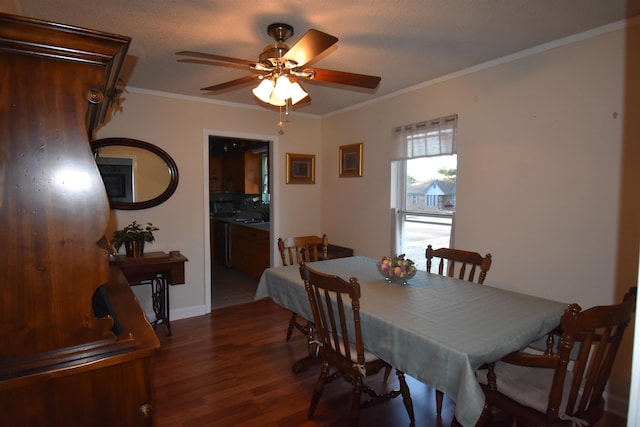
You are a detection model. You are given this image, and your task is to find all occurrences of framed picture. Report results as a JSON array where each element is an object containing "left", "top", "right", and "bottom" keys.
[
  {"left": 286, "top": 153, "right": 315, "bottom": 184},
  {"left": 339, "top": 143, "right": 363, "bottom": 177}
]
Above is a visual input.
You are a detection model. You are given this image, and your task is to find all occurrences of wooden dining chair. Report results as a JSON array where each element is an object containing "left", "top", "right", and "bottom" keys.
[
  {"left": 426, "top": 244, "right": 493, "bottom": 284},
  {"left": 299, "top": 262, "right": 415, "bottom": 426},
  {"left": 277, "top": 234, "right": 328, "bottom": 341},
  {"left": 479, "top": 288, "right": 636, "bottom": 426},
  {"left": 426, "top": 244, "right": 493, "bottom": 416}
]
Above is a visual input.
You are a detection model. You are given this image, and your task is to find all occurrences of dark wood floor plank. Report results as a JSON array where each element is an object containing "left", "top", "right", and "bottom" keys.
[{"left": 152, "top": 298, "right": 626, "bottom": 427}]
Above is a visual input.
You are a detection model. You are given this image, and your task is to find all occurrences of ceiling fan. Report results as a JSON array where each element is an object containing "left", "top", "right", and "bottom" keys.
[{"left": 176, "top": 23, "right": 381, "bottom": 107}]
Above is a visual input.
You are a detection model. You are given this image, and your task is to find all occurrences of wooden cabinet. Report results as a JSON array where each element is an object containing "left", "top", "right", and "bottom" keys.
[
  {"left": 0, "top": 13, "right": 158, "bottom": 426},
  {"left": 212, "top": 151, "right": 262, "bottom": 194},
  {"left": 209, "top": 156, "right": 224, "bottom": 192},
  {"left": 224, "top": 152, "right": 243, "bottom": 192},
  {"left": 242, "top": 151, "right": 262, "bottom": 194},
  {"left": 325, "top": 244, "right": 355, "bottom": 260},
  {"left": 228, "top": 224, "right": 270, "bottom": 280}
]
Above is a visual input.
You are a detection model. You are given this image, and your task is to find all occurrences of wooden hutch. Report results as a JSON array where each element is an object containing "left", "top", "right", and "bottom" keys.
[{"left": 0, "top": 13, "right": 159, "bottom": 426}]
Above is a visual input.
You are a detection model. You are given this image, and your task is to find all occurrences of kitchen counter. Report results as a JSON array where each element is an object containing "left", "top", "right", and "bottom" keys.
[
  {"left": 212, "top": 215, "right": 269, "bottom": 231},
  {"left": 244, "top": 222, "right": 270, "bottom": 231}
]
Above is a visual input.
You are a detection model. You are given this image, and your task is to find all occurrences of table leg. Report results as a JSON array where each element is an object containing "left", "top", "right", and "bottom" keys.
[{"left": 150, "top": 274, "right": 172, "bottom": 336}]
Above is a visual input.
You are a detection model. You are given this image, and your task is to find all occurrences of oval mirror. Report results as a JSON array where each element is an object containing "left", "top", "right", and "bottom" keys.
[{"left": 91, "top": 137, "right": 179, "bottom": 210}]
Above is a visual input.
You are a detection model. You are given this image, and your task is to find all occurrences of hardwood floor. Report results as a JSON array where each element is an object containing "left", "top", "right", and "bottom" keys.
[{"left": 152, "top": 299, "right": 627, "bottom": 427}]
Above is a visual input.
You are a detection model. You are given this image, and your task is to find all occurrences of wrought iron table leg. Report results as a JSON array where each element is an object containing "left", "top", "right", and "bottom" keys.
[{"left": 150, "top": 274, "right": 172, "bottom": 336}]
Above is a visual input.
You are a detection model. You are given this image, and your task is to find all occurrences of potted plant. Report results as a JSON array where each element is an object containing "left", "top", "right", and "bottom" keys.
[{"left": 111, "top": 221, "right": 159, "bottom": 257}]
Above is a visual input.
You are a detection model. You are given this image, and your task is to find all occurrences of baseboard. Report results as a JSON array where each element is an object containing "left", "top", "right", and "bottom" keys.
[
  {"left": 171, "top": 304, "right": 207, "bottom": 321},
  {"left": 605, "top": 389, "right": 629, "bottom": 418}
]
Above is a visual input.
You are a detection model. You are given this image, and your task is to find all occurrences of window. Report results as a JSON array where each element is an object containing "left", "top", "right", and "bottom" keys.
[{"left": 391, "top": 115, "right": 458, "bottom": 271}]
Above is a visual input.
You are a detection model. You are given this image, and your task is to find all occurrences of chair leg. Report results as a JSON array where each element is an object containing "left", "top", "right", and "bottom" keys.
[
  {"left": 309, "top": 362, "right": 330, "bottom": 419},
  {"left": 286, "top": 311, "right": 298, "bottom": 341},
  {"left": 383, "top": 365, "right": 391, "bottom": 382},
  {"left": 396, "top": 370, "right": 415, "bottom": 425},
  {"left": 436, "top": 389, "right": 444, "bottom": 416},
  {"left": 306, "top": 321, "right": 315, "bottom": 356},
  {"left": 350, "top": 376, "right": 364, "bottom": 426}
]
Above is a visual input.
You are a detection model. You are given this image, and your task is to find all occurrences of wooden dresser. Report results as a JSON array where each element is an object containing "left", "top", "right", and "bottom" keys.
[{"left": 0, "top": 13, "right": 159, "bottom": 426}]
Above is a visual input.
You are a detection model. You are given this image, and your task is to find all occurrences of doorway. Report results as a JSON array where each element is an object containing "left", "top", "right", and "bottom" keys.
[{"left": 206, "top": 133, "right": 273, "bottom": 311}]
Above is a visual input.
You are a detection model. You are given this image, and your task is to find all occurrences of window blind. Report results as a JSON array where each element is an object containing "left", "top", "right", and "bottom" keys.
[{"left": 391, "top": 114, "right": 458, "bottom": 160}]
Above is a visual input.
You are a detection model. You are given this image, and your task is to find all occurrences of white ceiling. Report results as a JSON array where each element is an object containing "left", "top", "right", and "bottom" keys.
[{"left": 12, "top": 0, "right": 640, "bottom": 116}]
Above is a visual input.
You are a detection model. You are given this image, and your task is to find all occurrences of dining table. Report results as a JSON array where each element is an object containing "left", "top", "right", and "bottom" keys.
[{"left": 254, "top": 256, "right": 568, "bottom": 427}]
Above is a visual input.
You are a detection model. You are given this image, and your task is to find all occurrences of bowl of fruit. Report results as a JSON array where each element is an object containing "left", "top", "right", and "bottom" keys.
[{"left": 377, "top": 254, "right": 417, "bottom": 285}]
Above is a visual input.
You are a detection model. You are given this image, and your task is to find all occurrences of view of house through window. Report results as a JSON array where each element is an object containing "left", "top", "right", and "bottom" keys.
[
  {"left": 391, "top": 114, "right": 458, "bottom": 271},
  {"left": 399, "top": 154, "right": 457, "bottom": 271}
]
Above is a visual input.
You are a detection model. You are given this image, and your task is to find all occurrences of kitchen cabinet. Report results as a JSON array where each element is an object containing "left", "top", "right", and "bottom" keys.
[
  {"left": 213, "top": 219, "right": 229, "bottom": 266},
  {"left": 209, "top": 156, "right": 223, "bottom": 192},
  {"left": 228, "top": 223, "right": 269, "bottom": 280},
  {"left": 211, "top": 151, "right": 262, "bottom": 194},
  {"left": 242, "top": 151, "right": 262, "bottom": 194}
]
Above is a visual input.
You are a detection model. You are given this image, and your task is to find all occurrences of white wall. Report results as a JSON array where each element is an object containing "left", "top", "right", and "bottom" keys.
[{"left": 322, "top": 28, "right": 623, "bottom": 306}]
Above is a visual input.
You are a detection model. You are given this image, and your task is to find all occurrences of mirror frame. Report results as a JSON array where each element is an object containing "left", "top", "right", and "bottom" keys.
[{"left": 91, "top": 137, "right": 179, "bottom": 210}]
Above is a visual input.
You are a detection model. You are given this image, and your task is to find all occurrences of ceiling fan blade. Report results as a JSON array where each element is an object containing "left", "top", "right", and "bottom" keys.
[
  {"left": 177, "top": 58, "right": 253, "bottom": 72},
  {"left": 201, "top": 75, "right": 259, "bottom": 91},
  {"left": 176, "top": 51, "right": 255, "bottom": 67},
  {"left": 282, "top": 29, "right": 338, "bottom": 67},
  {"left": 304, "top": 68, "right": 381, "bottom": 89}
]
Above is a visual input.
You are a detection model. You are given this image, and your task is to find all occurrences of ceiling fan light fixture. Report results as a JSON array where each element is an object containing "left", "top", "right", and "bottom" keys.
[
  {"left": 268, "top": 92, "right": 287, "bottom": 106},
  {"left": 253, "top": 75, "right": 308, "bottom": 107},
  {"left": 272, "top": 75, "right": 308, "bottom": 105},
  {"left": 288, "top": 81, "right": 308, "bottom": 105},
  {"left": 252, "top": 78, "right": 275, "bottom": 103},
  {"left": 272, "top": 75, "right": 293, "bottom": 100}
]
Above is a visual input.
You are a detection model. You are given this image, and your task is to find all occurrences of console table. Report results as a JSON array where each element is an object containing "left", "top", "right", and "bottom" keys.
[
  {"left": 110, "top": 251, "right": 188, "bottom": 336},
  {"left": 324, "top": 244, "right": 354, "bottom": 260}
]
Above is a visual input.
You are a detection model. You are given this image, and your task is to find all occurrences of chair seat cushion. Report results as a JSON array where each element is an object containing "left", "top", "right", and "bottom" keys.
[
  {"left": 332, "top": 340, "right": 381, "bottom": 363},
  {"left": 478, "top": 361, "right": 586, "bottom": 424},
  {"left": 319, "top": 339, "right": 385, "bottom": 376}
]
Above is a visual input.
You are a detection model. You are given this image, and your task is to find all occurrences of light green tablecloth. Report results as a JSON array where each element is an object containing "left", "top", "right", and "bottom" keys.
[{"left": 255, "top": 256, "right": 567, "bottom": 427}]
